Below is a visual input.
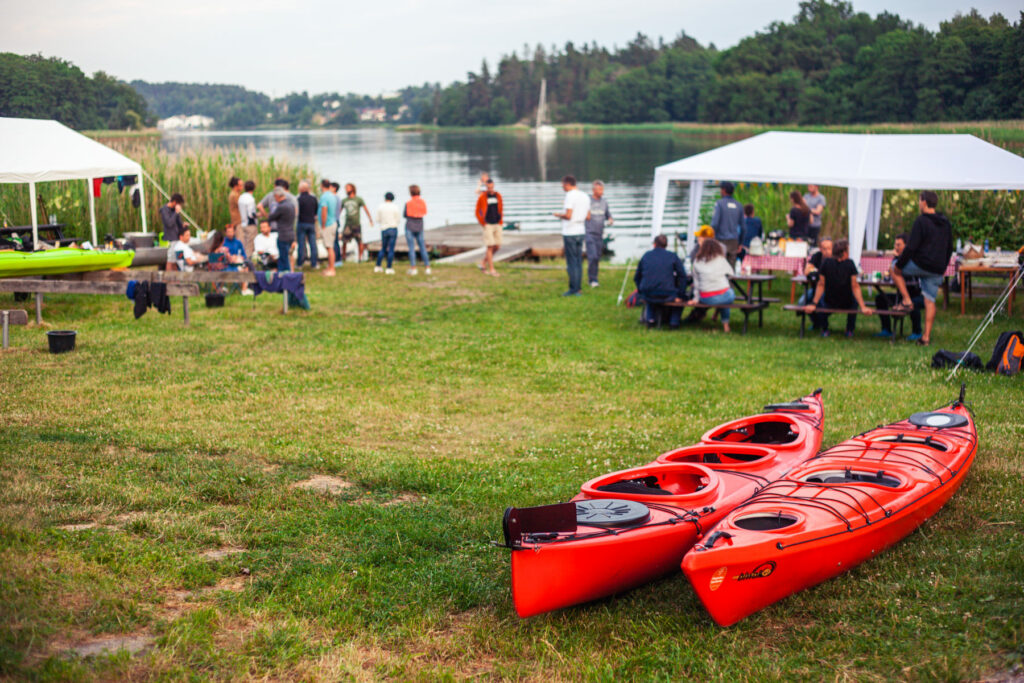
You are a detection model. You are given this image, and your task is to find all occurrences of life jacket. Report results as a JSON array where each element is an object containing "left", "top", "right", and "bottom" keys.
[{"left": 987, "top": 330, "right": 1024, "bottom": 376}]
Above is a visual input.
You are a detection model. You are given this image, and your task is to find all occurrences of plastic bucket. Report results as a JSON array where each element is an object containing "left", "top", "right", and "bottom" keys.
[
  {"left": 46, "top": 330, "right": 77, "bottom": 354},
  {"left": 205, "top": 293, "right": 225, "bottom": 308}
]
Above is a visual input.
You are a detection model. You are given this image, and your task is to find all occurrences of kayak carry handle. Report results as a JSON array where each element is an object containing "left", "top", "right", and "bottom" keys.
[{"left": 702, "top": 530, "right": 733, "bottom": 549}]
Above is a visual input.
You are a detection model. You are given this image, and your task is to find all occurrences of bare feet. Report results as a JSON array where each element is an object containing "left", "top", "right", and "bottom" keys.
[{"left": 723, "top": 323, "right": 731, "bottom": 333}]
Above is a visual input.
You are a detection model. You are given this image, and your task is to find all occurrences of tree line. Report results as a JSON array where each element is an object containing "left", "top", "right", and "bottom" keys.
[
  {"left": 0, "top": 53, "right": 152, "bottom": 130},
  {"left": 423, "top": 2, "right": 1024, "bottom": 126}
]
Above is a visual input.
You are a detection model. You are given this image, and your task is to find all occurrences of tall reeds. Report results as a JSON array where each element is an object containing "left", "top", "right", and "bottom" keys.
[{"left": 0, "top": 137, "right": 317, "bottom": 241}]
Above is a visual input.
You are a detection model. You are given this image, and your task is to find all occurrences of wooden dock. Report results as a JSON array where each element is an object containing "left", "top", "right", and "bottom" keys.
[{"left": 365, "top": 224, "right": 564, "bottom": 264}]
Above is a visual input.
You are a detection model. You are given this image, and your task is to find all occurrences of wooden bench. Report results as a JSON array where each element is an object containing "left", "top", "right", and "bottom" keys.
[
  {"left": 1, "top": 309, "right": 28, "bottom": 349},
  {"left": 0, "top": 278, "right": 200, "bottom": 325},
  {"left": 641, "top": 300, "right": 770, "bottom": 335},
  {"left": 782, "top": 304, "right": 908, "bottom": 338}
]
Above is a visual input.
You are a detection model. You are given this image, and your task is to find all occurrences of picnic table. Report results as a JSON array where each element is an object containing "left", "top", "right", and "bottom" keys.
[
  {"left": 0, "top": 223, "right": 76, "bottom": 247},
  {"left": 958, "top": 263, "right": 1022, "bottom": 315}
]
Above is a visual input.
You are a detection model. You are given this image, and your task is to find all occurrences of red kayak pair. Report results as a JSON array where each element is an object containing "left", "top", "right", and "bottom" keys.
[{"left": 501, "top": 388, "right": 976, "bottom": 625}]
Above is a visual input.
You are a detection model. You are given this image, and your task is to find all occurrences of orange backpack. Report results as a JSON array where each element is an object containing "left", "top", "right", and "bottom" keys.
[{"left": 987, "top": 331, "right": 1024, "bottom": 376}]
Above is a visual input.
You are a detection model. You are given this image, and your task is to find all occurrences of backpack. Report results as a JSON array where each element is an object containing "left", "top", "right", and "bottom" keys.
[
  {"left": 987, "top": 330, "right": 1024, "bottom": 375},
  {"left": 931, "top": 350, "right": 983, "bottom": 371}
]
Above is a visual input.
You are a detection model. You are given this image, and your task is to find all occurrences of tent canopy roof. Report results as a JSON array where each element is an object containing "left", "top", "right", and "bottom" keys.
[
  {"left": 655, "top": 131, "right": 1024, "bottom": 190},
  {"left": 0, "top": 117, "right": 142, "bottom": 184}
]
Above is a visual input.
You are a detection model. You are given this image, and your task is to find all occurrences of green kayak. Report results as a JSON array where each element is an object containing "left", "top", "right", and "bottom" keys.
[{"left": 0, "top": 248, "right": 134, "bottom": 278}]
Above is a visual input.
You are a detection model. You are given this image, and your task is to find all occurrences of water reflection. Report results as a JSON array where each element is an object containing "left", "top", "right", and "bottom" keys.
[{"left": 162, "top": 128, "right": 729, "bottom": 261}]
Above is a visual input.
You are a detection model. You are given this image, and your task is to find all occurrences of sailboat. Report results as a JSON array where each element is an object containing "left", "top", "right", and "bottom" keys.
[{"left": 533, "top": 79, "right": 557, "bottom": 138}]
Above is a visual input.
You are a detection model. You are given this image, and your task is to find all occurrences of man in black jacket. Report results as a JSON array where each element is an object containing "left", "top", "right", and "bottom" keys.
[
  {"left": 634, "top": 234, "right": 687, "bottom": 329},
  {"left": 892, "top": 190, "right": 953, "bottom": 346}
]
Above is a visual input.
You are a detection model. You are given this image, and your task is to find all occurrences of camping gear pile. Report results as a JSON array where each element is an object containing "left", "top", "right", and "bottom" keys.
[{"left": 499, "top": 387, "right": 977, "bottom": 626}]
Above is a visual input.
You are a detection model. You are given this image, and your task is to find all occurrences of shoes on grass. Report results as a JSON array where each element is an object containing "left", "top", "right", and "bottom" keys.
[
  {"left": 425, "top": 267, "right": 432, "bottom": 275},
  {"left": 562, "top": 291, "right": 582, "bottom": 297},
  {"left": 408, "top": 268, "right": 418, "bottom": 275},
  {"left": 907, "top": 333, "right": 922, "bottom": 342},
  {"left": 875, "top": 330, "right": 893, "bottom": 338},
  {"left": 590, "top": 281, "right": 599, "bottom": 288},
  {"left": 386, "top": 268, "right": 395, "bottom": 275},
  {"left": 821, "top": 329, "right": 830, "bottom": 337},
  {"left": 374, "top": 266, "right": 383, "bottom": 273},
  {"left": 241, "top": 289, "right": 254, "bottom": 296}
]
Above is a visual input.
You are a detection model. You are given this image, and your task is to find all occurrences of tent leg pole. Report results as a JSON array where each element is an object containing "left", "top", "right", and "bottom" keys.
[
  {"left": 29, "top": 181, "right": 39, "bottom": 250},
  {"left": 88, "top": 178, "right": 98, "bottom": 245}
]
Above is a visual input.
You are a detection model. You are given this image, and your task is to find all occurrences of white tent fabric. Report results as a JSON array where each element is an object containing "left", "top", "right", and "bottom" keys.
[
  {"left": 0, "top": 117, "right": 146, "bottom": 245},
  {"left": 651, "top": 132, "right": 1024, "bottom": 263}
]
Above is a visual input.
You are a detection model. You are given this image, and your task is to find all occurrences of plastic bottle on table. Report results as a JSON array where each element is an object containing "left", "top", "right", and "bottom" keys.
[{"left": 984, "top": 239, "right": 990, "bottom": 253}]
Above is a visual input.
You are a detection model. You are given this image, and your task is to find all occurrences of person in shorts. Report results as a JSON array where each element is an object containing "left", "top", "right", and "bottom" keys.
[
  {"left": 892, "top": 190, "right": 954, "bottom": 346},
  {"left": 319, "top": 179, "right": 340, "bottom": 276},
  {"left": 340, "top": 183, "right": 373, "bottom": 264},
  {"left": 475, "top": 177, "right": 503, "bottom": 276}
]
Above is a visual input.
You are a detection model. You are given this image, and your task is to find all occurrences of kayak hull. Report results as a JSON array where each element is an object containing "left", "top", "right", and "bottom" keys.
[
  {"left": 506, "top": 390, "right": 824, "bottom": 618},
  {"left": 0, "top": 248, "right": 134, "bottom": 278},
  {"left": 682, "top": 401, "right": 977, "bottom": 627}
]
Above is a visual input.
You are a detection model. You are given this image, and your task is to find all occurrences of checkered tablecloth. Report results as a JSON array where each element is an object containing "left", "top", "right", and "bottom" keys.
[
  {"left": 744, "top": 255, "right": 805, "bottom": 275},
  {"left": 860, "top": 255, "right": 957, "bottom": 277}
]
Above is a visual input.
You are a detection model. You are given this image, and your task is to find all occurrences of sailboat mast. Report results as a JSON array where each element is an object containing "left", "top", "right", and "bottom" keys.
[{"left": 537, "top": 79, "right": 547, "bottom": 128}]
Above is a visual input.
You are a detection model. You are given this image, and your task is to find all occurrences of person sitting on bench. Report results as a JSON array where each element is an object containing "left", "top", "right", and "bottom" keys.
[
  {"left": 875, "top": 233, "right": 923, "bottom": 340},
  {"left": 169, "top": 227, "right": 200, "bottom": 273},
  {"left": 801, "top": 239, "right": 871, "bottom": 337},
  {"left": 799, "top": 236, "right": 833, "bottom": 306},
  {"left": 633, "top": 234, "right": 686, "bottom": 329},
  {"left": 687, "top": 236, "right": 736, "bottom": 333},
  {"left": 253, "top": 222, "right": 280, "bottom": 269}
]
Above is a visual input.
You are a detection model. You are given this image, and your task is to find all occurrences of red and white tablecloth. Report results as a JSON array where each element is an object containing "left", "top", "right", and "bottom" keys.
[
  {"left": 743, "top": 255, "right": 805, "bottom": 275},
  {"left": 860, "top": 255, "right": 957, "bottom": 277}
]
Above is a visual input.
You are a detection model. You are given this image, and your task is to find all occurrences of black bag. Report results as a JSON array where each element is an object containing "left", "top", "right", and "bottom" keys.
[
  {"left": 986, "top": 330, "right": 1023, "bottom": 373},
  {"left": 931, "top": 349, "right": 983, "bottom": 371}
]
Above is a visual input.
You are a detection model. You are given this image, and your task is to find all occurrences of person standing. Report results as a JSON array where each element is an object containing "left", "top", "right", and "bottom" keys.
[
  {"left": 475, "top": 177, "right": 503, "bottom": 276},
  {"left": 584, "top": 180, "right": 613, "bottom": 287},
  {"left": 258, "top": 179, "right": 297, "bottom": 238},
  {"left": 158, "top": 193, "right": 187, "bottom": 244},
  {"left": 803, "top": 184, "right": 827, "bottom": 246},
  {"left": 553, "top": 175, "right": 591, "bottom": 297},
  {"left": 374, "top": 192, "right": 402, "bottom": 274},
  {"left": 340, "top": 183, "right": 373, "bottom": 264},
  {"left": 266, "top": 186, "right": 296, "bottom": 272},
  {"left": 710, "top": 181, "right": 743, "bottom": 269},
  {"left": 319, "top": 179, "right": 340, "bottom": 276},
  {"left": 739, "top": 203, "right": 763, "bottom": 261},
  {"left": 786, "top": 190, "right": 811, "bottom": 241},
  {"left": 238, "top": 180, "right": 258, "bottom": 259},
  {"left": 329, "top": 182, "right": 343, "bottom": 264},
  {"left": 405, "top": 185, "right": 430, "bottom": 275},
  {"left": 295, "top": 180, "right": 319, "bottom": 269},
  {"left": 891, "top": 191, "right": 954, "bottom": 346},
  {"left": 227, "top": 176, "right": 243, "bottom": 231}
]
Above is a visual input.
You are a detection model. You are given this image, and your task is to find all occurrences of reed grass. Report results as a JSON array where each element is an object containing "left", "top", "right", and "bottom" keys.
[{"left": 0, "top": 139, "right": 316, "bottom": 242}]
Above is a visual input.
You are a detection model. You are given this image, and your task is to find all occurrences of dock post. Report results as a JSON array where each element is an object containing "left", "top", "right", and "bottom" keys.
[{"left": 34, "top": 293, "right": 42, "bottom": 324}]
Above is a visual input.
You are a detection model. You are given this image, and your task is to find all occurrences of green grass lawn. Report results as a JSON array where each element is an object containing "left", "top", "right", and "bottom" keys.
[{"left": 1, "top": 264, "right": 1022, "bottom": 681}]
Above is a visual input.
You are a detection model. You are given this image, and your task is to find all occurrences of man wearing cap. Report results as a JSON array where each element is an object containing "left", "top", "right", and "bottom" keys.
[{"left": 711, "top": 181, "right": 744, "bottom": 269}]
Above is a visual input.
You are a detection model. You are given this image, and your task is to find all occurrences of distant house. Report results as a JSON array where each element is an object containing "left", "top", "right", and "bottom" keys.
[
  {"left": 157, "top": 115, "right": 215, "bottom": 130},
  {"left": 392, "top": 105, "right": 410, "bottom": 121},
  {"left": 358, "top": 108, "right": 387, "bottom": 123}
]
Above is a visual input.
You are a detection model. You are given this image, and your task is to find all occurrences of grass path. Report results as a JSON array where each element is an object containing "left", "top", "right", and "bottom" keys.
[{"left": 1, "top": 264, "right": 1022, "bottom": 680}]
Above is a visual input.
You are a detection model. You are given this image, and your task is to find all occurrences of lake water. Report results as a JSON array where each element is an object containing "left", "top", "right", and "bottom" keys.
[{"left": 162, "top": 128, "right": 734, "bottom": 262}]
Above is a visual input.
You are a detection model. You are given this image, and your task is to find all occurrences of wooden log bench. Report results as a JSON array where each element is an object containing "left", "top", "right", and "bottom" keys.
[
  {"left": 0, "top": 278, "right": 200, "bottom": 325},
  {"left": 782, "top": 304, "right": 908, "bottom": 338},
  {"left": 641, "top": 300, "right": 770, "bottom": 335},
  {"left": 1, "top": 309, "right": 28, "bottom": 349}
]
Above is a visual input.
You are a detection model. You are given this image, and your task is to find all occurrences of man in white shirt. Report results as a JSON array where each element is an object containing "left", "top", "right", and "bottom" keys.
[
  {"left": 252, "top": 222, "right": 280, "bottom": 268},
  {"left": 553, "top": 175, "right": 591, "bottom": 296},
  {"left": 238, "top": 180, "right": 258, "bottom": 258},
  {"left": 167, "top": 227, "right": 200, "bottom": 272}
]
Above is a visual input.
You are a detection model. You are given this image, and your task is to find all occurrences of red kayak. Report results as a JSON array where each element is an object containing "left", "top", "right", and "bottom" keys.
[
  {"left": 682, "top": 388, "right": 977, "bottom": 627},
  {"left": 502, "top": 389, "right": 824, "bottom": 618}
]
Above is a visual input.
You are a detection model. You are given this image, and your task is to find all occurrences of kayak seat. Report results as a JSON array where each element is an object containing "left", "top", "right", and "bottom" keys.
[
  {"left": 717, "top": 421, "right": 798, "bottom": 445},
  {"left": 805, "top": 469, "right": 900, "bottom": 488},
  {"left": 597, "top": 476, "right": 673, "bottom": 496}
]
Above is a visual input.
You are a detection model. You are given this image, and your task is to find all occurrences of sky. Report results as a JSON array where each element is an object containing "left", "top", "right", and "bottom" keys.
[{"left": 2, "top": 0, "right": 1021, "bottom": 97}]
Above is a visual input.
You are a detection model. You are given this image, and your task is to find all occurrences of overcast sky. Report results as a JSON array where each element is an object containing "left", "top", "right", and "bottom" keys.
[{"left": 3, "top": 0, "right": 1021, "bottom": 97}]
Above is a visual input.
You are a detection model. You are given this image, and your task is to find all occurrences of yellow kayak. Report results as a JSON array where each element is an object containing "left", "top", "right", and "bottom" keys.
[{"left": 0, "top": 248, "right": 134, "bottom": 278}]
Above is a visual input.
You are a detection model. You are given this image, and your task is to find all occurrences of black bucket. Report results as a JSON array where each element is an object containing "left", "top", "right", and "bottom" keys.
[
  {"left": 46, "top": 330, "right": 77, "bottom": 354},
  {"left": 205, "top": 293, "right": 225, "bottom": 308}
]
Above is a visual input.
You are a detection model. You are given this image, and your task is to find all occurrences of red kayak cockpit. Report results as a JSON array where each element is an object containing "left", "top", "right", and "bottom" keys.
[
  {"left": 701, "top": 414, "right": 812, "bottom": 451},
  {"left": 656, "top": 444, "right": 777, "bottom": 467},
  {"left": 580, "top": 463, "right": 721, "bottom": 505}
]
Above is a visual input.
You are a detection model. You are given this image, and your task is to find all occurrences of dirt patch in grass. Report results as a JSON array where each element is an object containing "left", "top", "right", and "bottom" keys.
[
  {"left": 55, "top": 633, "right": 155, "bottom": 659},
  {"left": 354, "top": 492, "right": 422, "bottom": 507},
  {"left": 200, "top": 546, "right": 246, "bottom": 561},
  {"left": 291, "top": 475, "right": 355, "bottom": 495}
]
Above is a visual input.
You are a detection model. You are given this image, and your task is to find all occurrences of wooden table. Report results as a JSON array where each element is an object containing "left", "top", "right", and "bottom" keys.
[
  {"left": 958, "top": 263, "right": 1022, "bottom": 315},
  {"left": 729, "top": 273, "right": 775, "bottom": 304}
]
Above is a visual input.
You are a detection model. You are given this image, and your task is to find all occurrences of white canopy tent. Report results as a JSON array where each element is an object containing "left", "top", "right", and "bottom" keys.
[
  {"left": 651, "top": 132, "right": 1024, "bottom": 263},
  {"left": 0, "top": 117, "right": 147, "bottom": 247}
]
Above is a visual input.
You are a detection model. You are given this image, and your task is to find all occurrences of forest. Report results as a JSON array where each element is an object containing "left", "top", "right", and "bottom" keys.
[
  {"left": 423, "top": 2, "right": 1024, "bottom": 126},
  {"left": 0, "top": 53, "right": 152, "bottom": 130}
]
